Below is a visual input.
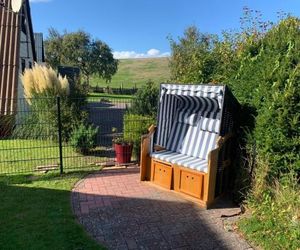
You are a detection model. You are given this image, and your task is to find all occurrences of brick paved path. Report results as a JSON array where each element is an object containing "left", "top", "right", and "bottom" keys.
[{"left": 71, "top": 167, "right": 252, "bottom": 250}]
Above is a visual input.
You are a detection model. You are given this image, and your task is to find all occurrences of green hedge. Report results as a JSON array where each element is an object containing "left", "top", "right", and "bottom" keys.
[
  {"left": 123, "top": 114, "right": 155, "bottom": 160},
  {"left": 169, "top": 13, "right": 300, "bottom": 250}
]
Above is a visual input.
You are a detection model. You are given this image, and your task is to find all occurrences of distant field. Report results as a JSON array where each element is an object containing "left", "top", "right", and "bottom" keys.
[{"left": 90, "top": 57, "right": 170, "bottom": 88}]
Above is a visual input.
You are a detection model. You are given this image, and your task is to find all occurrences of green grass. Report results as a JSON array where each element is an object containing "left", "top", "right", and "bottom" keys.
[
  {"left": 0, "top": 139, "right": 105, "bottom": 174},
  {"left": 0, "top": 171, "right": 103, "bottom": 249},
  {"left": 90, "top": 57, "right": 170, "bottom": 88},
  {"left": 238, "top": 175, "right": 300, "bottom": 250}
]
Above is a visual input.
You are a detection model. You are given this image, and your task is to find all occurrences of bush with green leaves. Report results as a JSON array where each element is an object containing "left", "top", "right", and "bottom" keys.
[
  {"left": 69, "top": 123, "right": 98, "bottom": 154},
  {"left": 239, "top": 166, "right": 300, "bottom": 249},
  {"left": 123, "top": 114, "right": 155, "bottom": 160},
  {"left": 130, "top": 81, "right": 159, "bottom": 117},
  {"left": 13, "top": 94, "right": 86, "bottom": 141},
  {"left": 169, "top": 12, "right": 300, "bottom": 249},
  {"left": 14, "top": 64, "right": 87, "bottom": 141},
  {"left": 170, "top": 15, "right": 300, "bottom": 177}
]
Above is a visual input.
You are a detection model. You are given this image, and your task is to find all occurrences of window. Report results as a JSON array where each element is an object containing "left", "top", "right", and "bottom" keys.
[
  {"left": 21, "top": 59, "right": 26, "bottom": 73},
  {"left": 21, "top": 13, "right": 27, "bottom": 35}
]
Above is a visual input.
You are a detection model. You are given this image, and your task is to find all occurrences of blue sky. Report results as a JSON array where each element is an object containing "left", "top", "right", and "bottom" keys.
[{"left": 29, "top": 0, "right": 300, "bottom": 59}]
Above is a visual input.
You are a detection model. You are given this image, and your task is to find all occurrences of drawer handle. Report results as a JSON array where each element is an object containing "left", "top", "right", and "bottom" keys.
[{"left": 191, "top": 177, "right": 194, "bottom": 180}]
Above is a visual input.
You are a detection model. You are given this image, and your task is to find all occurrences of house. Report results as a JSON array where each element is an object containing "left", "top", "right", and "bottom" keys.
[
  {"left": 34, "top": 32, "right": 45, "bottom": 63},
  {"left": 0, "top": 0, "right": 39, "bottom": 115}
]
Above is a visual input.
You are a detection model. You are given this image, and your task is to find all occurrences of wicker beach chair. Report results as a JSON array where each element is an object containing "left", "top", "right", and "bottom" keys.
[{"left": 140, "top": 84, "right": 240, "bottom": 208}]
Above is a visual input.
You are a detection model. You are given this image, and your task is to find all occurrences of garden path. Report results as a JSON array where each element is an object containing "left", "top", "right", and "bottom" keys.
[{"left": 71, "top": 167, "right": 252, "bottom": 250}]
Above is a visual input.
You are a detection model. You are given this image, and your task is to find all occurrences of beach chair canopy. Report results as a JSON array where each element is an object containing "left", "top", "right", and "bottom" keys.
[{"left": 152, "top": 84, "right": 239, "bottom": 173}]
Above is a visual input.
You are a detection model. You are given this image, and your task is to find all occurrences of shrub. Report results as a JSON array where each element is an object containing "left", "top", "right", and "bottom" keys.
[
  {"left": 169, "top": 13, "right": 300, "bottom": 249},
  {"left": 239, "top": 165, "right": 300, "bottom": 250},
  {"left": 112, "top": 137, "right": 132, "bottom": 145},
  {"left": 21, "top": 64, "right": 69, "bottom": 101},
  {"left": 169, "top": 26, "right": 220, "bottom": 83},
  {"left": 70, "top": 123, "right": 98, "bottom": 154},
  {"left": 130, "top": 81, "right": 159, "bottom": 117},
  {"left": 123, "top": 114, "right": 155, "bottom": 160},
  {"left": 14, "top": 64, "right": 87, "bottom": 141}
]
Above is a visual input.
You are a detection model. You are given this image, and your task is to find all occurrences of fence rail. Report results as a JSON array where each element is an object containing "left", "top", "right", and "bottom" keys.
[{"left": 0, "top": 95, "right": 153, "bottom": 175}]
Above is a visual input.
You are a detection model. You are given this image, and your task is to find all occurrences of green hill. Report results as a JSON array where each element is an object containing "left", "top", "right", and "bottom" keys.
[{"left": 90, "top": 57, "right": 170, "bottom": 88}]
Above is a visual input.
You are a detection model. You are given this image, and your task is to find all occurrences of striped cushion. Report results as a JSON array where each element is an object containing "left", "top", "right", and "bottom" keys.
[
  {"left": 151, "top": 150, "right": 208, "bottom": 173},
  {"left": 199, "top": 117, "right": 220, "bottom": 133},
  {"left": 156, "top": 87, "right": 223, "bottom": 148},
  {"left": 166, "top": 121, "right": 219, "bottom": 160},
  {"left": 178, "top": 111, "right": 201, "bottom": 126}
]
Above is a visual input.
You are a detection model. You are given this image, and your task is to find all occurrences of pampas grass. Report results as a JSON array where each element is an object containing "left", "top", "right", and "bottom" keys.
[{"left": 21, "top": 64, "right": 70, "bottom": 102}]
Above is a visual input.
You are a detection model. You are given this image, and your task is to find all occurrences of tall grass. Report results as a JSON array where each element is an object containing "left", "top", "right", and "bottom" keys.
[
  {"left": 21, "top": 64, "right": 69, "bottom": 101},
  {"left": 239, "top": 161, "right": 300, "bottom": 249}
]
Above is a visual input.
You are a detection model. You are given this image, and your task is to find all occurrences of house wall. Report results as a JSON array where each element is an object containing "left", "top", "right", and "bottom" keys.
[
  {"left": 0, "top": 0, "right": 37, "bottom": 136},
  {"left": 34, "top": 33, "right": 44, "bottom": 64},
  {"left": 0, "top": 0, "right": 21, "bottom": 115},
  {"left": 16, "top": 30, "right": 35, "bottom": 121}
]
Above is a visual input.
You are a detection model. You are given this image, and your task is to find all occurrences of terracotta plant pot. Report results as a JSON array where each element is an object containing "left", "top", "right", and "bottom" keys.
[{"left": 114, "top": 143, "right": 133, "bottom": 164}]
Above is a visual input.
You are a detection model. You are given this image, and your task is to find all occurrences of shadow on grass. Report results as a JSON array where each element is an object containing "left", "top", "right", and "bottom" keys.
[
  {"left": 0, "top": 170, "right": 96, "bottom": 185},
  {"left": 0, "top": 171, "right": 102, "bottom": 250},
  {"left": 0, "top": 169, "right": 245, "bottom": 249}
]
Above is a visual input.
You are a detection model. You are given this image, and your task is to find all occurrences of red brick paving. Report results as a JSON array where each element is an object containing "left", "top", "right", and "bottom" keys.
[{"left": 71, "top": 167, "right": 252, "bottom": 250}]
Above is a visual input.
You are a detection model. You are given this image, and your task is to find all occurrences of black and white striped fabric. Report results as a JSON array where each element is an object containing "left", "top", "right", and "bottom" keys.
[
  {"left": 153, "top": 84, "right": 224, "bottom": 173},
  {"left": 165, "top": 118, "right": 219, "bottom": 160},
  {"left": 152, "top": 150, "right": 208, "bottom": 173},
  {"left": 156, "top": 84, "right": 224, "bottom": 147}
]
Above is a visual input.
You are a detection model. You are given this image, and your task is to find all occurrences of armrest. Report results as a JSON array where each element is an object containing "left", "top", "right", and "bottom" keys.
[
  {"left": 140, "top": 125, "right": 156, "bottom": 181},
  {"left": 141, "top": 125, "right": 156, "bottom": 142},
  {"left": 217, "top": 133, "right": 234, "bottom": 147},
  {"left": 205, "top": 134, "right": 235, "bottom": 203},
  {"left": 216, "top": 133, "right": 235, "bottom": 169},
  {"left": 140, "top": 124, "right": 156, "bottom": 154}
]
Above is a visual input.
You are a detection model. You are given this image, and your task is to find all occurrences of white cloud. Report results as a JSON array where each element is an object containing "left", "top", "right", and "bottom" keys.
[
  {"left": 147, "top": 49, "right": 160, "bottom": 57},
  {"left": 113, "top": 49, "right": 170, "bottom": 59},
  {"left": 29, "top": 0, "right": 51, "bottom": 3}
]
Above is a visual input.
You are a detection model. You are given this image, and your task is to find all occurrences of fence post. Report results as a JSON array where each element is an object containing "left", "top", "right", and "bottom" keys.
[{"left": 56, "top": 96, "right": 64, "bottom": 174}]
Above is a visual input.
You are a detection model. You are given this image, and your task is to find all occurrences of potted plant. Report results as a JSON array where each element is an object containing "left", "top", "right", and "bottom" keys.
[{"left": 113, "top": 137, "right": 133, "bottom": 164}]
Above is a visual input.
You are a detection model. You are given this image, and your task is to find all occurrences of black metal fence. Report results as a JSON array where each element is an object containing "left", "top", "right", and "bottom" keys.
[
  {"left": 91, "top": 86, "right": 138, "bottom": 95},
  {"left": 0, "top": 95, "right": 153, "bottom": 175}
]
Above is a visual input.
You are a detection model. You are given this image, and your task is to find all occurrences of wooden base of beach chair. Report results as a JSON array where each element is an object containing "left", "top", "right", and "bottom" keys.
[
  {"left": 173, "top": 165, "right": 206, "bottom": 201},
  {"left": 147, "top": 158, "right": 213, "bottom": 208},
  {"left": 150, "top": 159, "right": 173, "bottom": 189},
  {"left": 143, "top": 146, "right": 220, "bottom": 208}
]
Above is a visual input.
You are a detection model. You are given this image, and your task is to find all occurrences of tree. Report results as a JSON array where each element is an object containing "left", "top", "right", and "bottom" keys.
[
  {"left": 45, "top": 29, "right": 118, "bottom": 84},
  {"left": 44, "top": 28, "right": 63, "bottom": 69},
  {"left": 130, "top": 81, "right": 159, "bottom": 117},
  {"left": 169, "top": 26, "right": 219, "bottom": 83}
]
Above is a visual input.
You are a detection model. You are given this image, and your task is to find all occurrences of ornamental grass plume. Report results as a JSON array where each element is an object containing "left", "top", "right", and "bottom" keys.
[{"left": 21, "top": 63, "right": 70, "bottom": 102}]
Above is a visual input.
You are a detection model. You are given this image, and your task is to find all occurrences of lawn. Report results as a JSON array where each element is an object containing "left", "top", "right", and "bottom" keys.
[
  {"left": 0, "top": 139, "right": 104, "bottom": 174},
  {"left": 0, "top": 172, "right": 103, "bottom": 249},
  {"left": 90, "top": 57, "right": 170, "bottom": 88}
]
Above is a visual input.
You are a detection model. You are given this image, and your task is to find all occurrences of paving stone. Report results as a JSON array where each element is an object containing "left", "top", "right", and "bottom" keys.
[{"left": 71, "top": 166, "right": 251, "bottom": 250}]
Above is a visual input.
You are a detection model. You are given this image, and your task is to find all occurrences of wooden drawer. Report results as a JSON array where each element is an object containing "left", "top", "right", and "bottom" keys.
[
  {"left": 179, "top": 170, "right": 204, "bottom": 199},
  {"left": 152, "top": 161, "right": 172, "bottom": 189}
]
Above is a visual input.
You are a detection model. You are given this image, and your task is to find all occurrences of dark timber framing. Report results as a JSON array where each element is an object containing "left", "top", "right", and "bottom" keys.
[{"left": 0, "top": 0, "right": 36, "bottom": 115}]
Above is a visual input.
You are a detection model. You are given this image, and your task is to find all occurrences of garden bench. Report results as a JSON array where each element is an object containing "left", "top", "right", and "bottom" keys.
[{"left": 140, "top": 84, "right": 239, "bottom": 208}]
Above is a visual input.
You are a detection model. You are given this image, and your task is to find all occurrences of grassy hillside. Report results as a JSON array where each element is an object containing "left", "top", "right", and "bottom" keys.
[{"left": 90, "top": 57, "right": 170, "bottom": 88}]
